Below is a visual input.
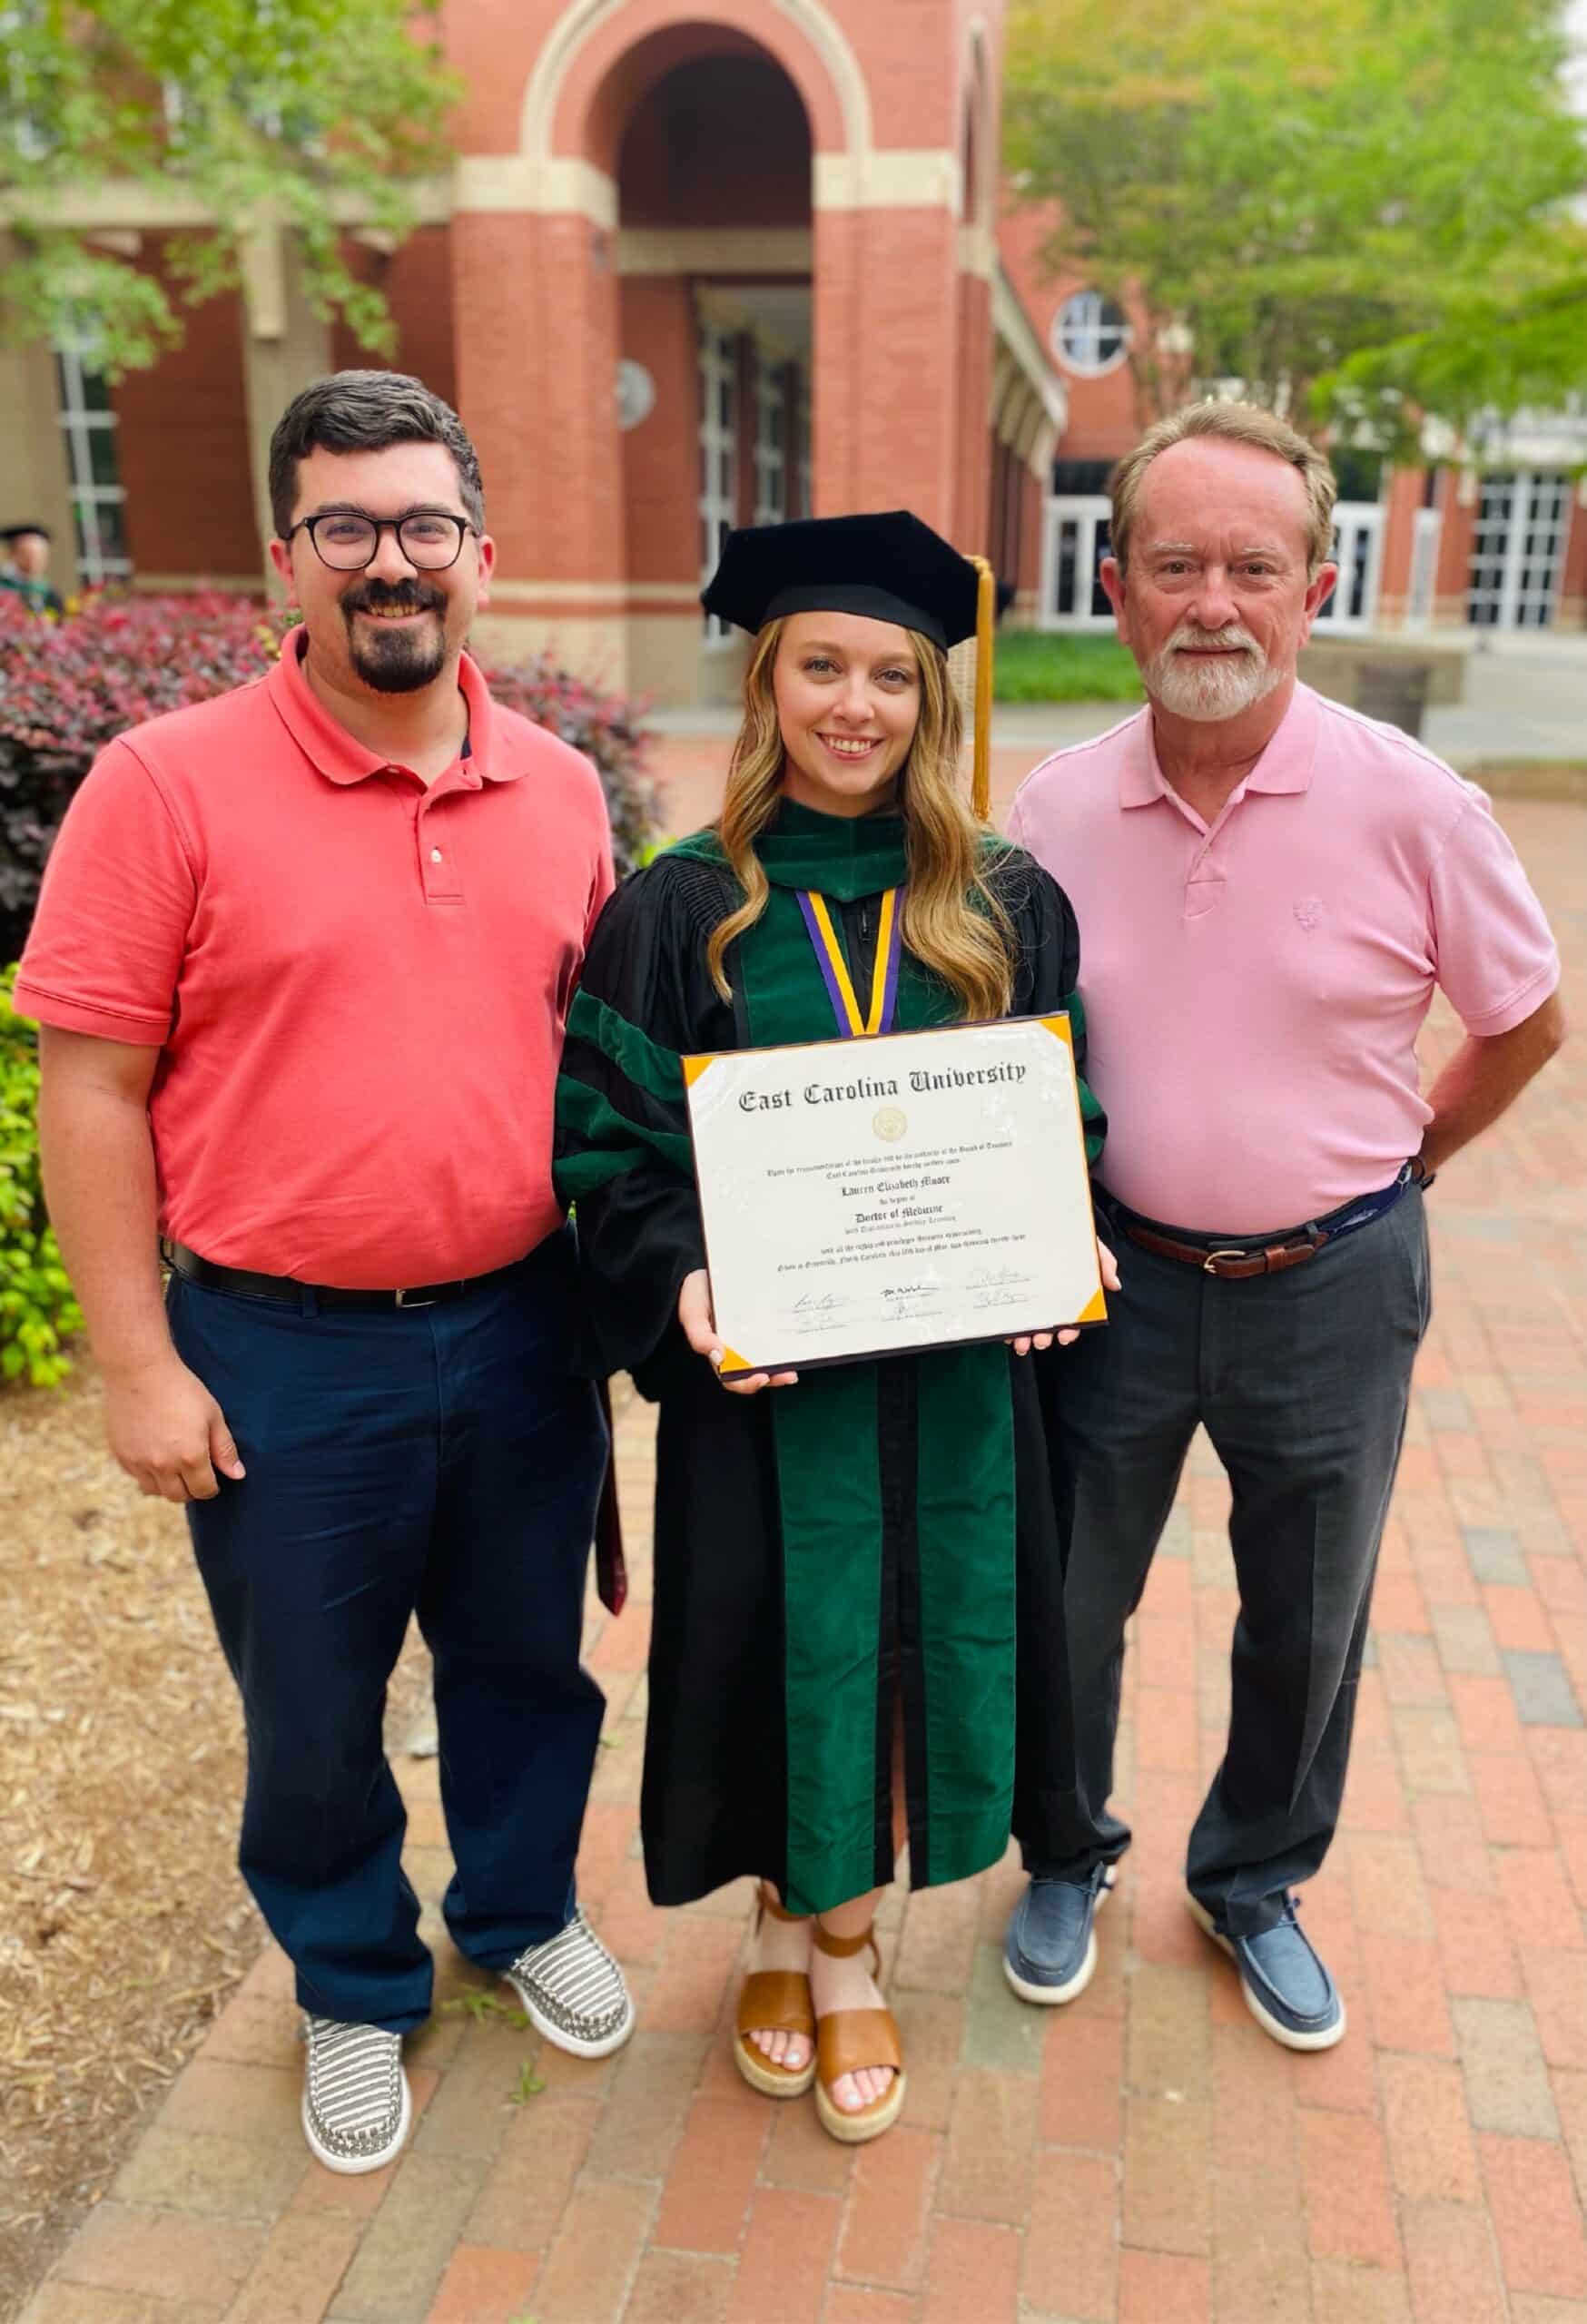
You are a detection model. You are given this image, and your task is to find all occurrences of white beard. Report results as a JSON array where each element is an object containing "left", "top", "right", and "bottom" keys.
[{"left": 1144, "top": 627, "right": 1285, "bottom": 724}]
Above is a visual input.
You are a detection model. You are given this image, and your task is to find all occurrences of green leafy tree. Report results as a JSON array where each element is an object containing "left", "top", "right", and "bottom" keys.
[
  {"left": 1005, "top": 0, "right": 1587, "bottom": 449},
  {"left": 2, "top": 0, "right": 460, "bottom": 376}
]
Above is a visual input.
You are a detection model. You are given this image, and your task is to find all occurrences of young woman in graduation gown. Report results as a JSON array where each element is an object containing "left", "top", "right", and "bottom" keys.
[{"left": 555, "top": 512, "right": 1109, "bottom": 2145}]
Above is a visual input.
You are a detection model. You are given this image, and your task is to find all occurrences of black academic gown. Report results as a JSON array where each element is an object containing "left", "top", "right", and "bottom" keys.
[{"left": 555, "top": 802, "right": 1104, "bottom": 1914}]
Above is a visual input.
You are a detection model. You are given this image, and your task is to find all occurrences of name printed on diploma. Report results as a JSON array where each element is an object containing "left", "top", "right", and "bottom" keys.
[{"left": 685, "top": 1018, "right": 1104, "bottom": 1376}]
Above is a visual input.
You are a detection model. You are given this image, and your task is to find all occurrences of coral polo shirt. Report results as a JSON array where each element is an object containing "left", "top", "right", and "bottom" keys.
[
  {"left": 1007, "top": 684, "right": 1559, "bottom": 1236},
  {"left": 16, "top": 632, "right": 614, "bottom": 1286}
]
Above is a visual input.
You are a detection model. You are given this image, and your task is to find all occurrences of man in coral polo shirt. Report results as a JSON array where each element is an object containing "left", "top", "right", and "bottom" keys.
[
  {"left": 17, "top": 370, "right": 634, "bottom": 2172},
  {"left": 1004, "top": 401, "right": 1564, "bottom": 2049}
]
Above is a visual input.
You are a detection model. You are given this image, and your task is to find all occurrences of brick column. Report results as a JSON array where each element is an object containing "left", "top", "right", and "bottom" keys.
[
  {"left": 1377, "top": 467, "right": 1425, "bottom": 631},
  {"left": 450, "top": 172, "right": 628, "bottom": 684},
  {"left": 811, "top": 154, "right": 963, "bottom": 534},
  {"left": 1434, "top": 471, "right": 1477, "bottom": 628},
  {"left": 951, "top": 255, "right": 994, "bottom": 555},
  {"left": 240, "top": 225, "right": 333, "bottom": 590}
]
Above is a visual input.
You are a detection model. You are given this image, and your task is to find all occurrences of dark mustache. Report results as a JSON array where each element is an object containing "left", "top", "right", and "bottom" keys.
[{"left": 342, "top": 582, "right": 446, "bottom": 617}]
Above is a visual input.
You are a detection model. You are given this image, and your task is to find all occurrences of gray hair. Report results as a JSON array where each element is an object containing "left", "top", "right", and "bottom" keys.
[
  {"left": 1109, "top": 399, "right": 1337, "bottom": 577},
  {"left": 268, "top": 369, "right": 485, "bottom": 537}
]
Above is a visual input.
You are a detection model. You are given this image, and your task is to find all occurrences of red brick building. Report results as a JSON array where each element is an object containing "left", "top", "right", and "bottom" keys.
[
  {"left": 2, "top": 0, "right": 1580, "bottom": 684},
  {"left": 0, "top": 0, "right": 1067, "bottom": 703}
]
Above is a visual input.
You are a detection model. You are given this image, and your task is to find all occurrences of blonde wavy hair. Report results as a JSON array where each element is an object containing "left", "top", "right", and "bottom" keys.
[{"left": 705, "top": 618, "right": 1016, "bottom": 1023}]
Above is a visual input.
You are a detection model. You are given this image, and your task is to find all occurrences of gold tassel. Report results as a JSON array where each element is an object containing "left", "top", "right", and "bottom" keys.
[{"left": 969, "top": 555, "right": 996, "bottom": 822}]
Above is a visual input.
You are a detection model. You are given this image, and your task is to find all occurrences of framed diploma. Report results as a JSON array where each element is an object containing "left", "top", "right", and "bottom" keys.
[{"left": 683, "top": 1015, "right": 1106, "bottom": 1380}]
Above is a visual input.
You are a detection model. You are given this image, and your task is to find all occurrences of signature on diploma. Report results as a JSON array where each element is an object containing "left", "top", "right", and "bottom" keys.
[
  {"left": 882, "top": 1282, "right": 941, "bottom": 1323},
  {"left": 968, "top": 1265, "right": 1029, "bottom": 1292},
  {"left": 792, "top": 1290, "right": 850, "bottom": 1315}
]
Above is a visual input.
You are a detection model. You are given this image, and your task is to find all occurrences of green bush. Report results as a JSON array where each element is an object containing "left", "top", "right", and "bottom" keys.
[
  {"left": 0, "top": 963, "right": 83, "bottom": 1386},
  {"left": 993, "top": 630, "right": 1145, "bottom": 704}
]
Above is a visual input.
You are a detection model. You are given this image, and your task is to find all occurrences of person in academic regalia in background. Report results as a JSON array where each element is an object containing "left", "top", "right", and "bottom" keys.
[{"left": 554, "top": 511, "right": 1112, "bottom": 2145}]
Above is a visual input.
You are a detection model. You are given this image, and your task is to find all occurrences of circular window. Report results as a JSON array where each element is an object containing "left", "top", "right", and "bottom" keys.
[{"left": 1051, "top": 290, "right": 1130, "bottom": 376}]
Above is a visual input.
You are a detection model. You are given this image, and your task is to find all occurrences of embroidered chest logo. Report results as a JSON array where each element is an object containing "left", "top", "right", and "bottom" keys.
[{"left": 1294, "top": 897, "right": 1326, "bottom": 931}]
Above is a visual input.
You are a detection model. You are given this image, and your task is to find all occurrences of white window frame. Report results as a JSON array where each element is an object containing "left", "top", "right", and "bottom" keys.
[
  {"left": 1051, "top": 289, "right": 1130, "bottom": 378},
  {"left": 752, "top": 355, "right": 787, "bottom": 528},
  {"left": 1466, "top": 470, "right": 1570, "bottom": 630},
  {"left": 55, "top": 336, "right": 132, "bottom": 586},
  {"left": 699, "top": 322, "right": 738, "bottom": 645},
  {"left": 1039, "top": 494, "right": 1115, "bottom": 629},
  {"left": 1313, "top": 503, "right": 1385, "bottom": 632}
]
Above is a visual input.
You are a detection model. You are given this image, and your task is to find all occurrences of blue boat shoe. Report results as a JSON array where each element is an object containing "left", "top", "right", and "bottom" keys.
[
  {"left": 1187, "top": 1892, "right": 1346, "bottom": 2051},
  {"left": 1003, "top": 1865, "right": 1114, "bottom": 2004}
]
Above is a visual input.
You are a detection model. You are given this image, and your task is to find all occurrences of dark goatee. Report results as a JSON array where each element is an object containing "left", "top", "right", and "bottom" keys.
[
  {"left": 349, "top": 628, "right": 448, "bottom": 693},
  {"left": 341, "top": 583, "right": 448, "bottom": 694}
]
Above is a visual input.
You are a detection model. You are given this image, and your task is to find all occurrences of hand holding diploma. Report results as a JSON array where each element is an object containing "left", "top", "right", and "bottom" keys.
[
  {"left": 1008, "top": 1237, "right": 1121, "bottom": 1358},
  {"left": 678, "top": 1267, "right": 800, "bottom": 1394}
]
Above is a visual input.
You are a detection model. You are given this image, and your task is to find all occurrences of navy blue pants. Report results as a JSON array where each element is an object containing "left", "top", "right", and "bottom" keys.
[{"left": 170, "top": 1226, "right": 607, "bottom": 2033}]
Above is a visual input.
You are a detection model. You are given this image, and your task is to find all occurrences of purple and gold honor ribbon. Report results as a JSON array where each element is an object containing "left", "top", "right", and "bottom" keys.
[{"left": 796, "top": 885, "right": 905, "bottom": 1039}]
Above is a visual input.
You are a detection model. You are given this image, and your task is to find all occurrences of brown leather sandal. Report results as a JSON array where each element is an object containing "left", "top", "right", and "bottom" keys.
[
  {"left": 734, "top": 1885, "right": 817, "bottom": 2099},
  {"left": 811, "top": 1917, "right": 906, "bottom": 2144}
]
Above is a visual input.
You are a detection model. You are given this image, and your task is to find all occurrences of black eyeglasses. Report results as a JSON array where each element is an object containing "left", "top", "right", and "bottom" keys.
[{"left": 284, "top": 511, "right": 478, "bottom": 572}]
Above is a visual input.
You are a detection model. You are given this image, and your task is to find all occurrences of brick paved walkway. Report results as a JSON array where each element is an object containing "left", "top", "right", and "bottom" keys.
[{"left": 22, "top": 796, "right": 1586, "bottom": 2324}]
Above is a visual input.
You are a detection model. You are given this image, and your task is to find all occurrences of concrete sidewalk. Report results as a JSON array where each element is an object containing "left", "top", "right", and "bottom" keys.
[{"left": 22, "top": 798, "right": 1587, "bottom": 2324}]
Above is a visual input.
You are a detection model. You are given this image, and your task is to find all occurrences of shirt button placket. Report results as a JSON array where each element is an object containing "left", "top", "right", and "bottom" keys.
[{"left": 418, "top": 805, "right": 462, "bottom": 903}]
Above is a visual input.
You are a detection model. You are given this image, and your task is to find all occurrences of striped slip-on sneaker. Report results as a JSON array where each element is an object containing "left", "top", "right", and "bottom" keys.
[
  {"left": 301, "top": 2016, "right": 411, "bottom": 2174},
  {"left": 503, "top": 1907, "right": 636, "bottom": 2060}
]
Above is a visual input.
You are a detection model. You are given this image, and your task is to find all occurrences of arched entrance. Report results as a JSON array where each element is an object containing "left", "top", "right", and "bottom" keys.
[
  {"left": 605, "top": 27, "right": 817, "bottom": 701},
  {"left": 450, "top": 0, "right": 1023, "bottom": 702}
]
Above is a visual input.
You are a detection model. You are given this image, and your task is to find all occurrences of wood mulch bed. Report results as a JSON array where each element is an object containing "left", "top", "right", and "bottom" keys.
[{"left": 0, "top": 1358, "right": 430, "bottom": 2322}]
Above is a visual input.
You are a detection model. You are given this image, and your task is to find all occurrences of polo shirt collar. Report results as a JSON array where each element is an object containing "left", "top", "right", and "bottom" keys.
[
  {"left": 266, "top": 626, "right": 506, "bottom": 786},
  {"left": 1120, "top": 681, "right": 1320, "bottom": 809}
]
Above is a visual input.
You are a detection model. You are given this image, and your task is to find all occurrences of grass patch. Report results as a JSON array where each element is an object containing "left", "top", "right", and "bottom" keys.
[{"left": 992, "top": 629, "right": 1144, "bottom": 704}]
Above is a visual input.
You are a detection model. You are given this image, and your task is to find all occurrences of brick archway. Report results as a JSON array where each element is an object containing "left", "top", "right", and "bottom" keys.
[
  {"left": 455, "top": 0, "right": 1002, "bottom": 700},
  {"left": 523, "top": 0, "right": 864, "bottom": 172}
]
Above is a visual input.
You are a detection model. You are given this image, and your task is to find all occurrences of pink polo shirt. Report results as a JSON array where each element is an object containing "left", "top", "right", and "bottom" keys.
[
  {"left": 1007, "top": 684, "right": 1559, "bottom": 1235},
  {"left": 16, "top": 632, "right": 614, "bottom": 1286}
]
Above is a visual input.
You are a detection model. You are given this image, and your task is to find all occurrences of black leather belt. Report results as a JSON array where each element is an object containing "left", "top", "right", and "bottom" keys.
[{"left": 161, "top": 1239, "right": 522, "bottom": 1311}]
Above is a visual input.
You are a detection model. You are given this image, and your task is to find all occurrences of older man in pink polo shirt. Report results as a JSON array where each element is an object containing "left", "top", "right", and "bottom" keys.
[
  {"left": 17, "top": 371, "right": 635, "bottom": 2172},
  {"left": 1003, "top": 400, "right": 1563, "bottom": 2048}
]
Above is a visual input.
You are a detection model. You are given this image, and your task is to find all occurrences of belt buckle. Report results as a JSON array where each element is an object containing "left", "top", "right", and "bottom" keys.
[
  {"left": 394, "top": 1285, "right": 439, "bottom": 1308},
  {"left": 1202, "top": 1246, "right": 1248, "bottom": 1275}
]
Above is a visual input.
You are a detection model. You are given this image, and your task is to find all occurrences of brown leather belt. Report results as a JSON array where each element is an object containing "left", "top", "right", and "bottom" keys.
[
  {"left": 1112, "top": 1163, "right": 1419, "bottom": 1282},
  {"left": 1121, "top": 1223, "right": 1325, "bottom": 1279}
]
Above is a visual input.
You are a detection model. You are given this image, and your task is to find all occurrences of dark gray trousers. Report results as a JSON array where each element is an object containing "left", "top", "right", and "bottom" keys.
[{"left": 1032, "top": 1185, "right": 1430, "bottom": 1936}]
